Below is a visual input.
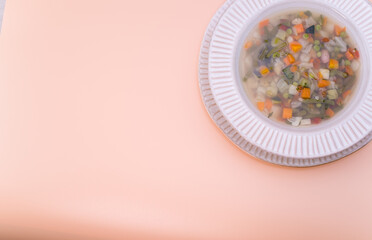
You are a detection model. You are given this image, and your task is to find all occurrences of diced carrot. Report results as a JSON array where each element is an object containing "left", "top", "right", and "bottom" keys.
[
  {"left": 345, "top": 49, "right": 354, "bottom": 60},
  {"left": 318, "top": 71, "right": 323, "bottom": 80},
  {"left": 322, "top": 38, "right": 330, "bottom": 42},
  {"left": 287, "top": 54, "right": 295, "bottom": 64},
  {"left": 313, "top": 58, "right": 321, "bottom": 69},
  {"left": 301, "top": 88, "right": 311, "bottom": 99},
  {"left": 282, "top": 108, "right": 293, "bottom": 119},
  {"left": 265, "top": 99, "right": 273, "bottom": 111},
  {"left": 283, "top": 58, "right": 290, "bottom": 66},
  {"left": 336, "top": 97, "right": 343, "bottom": 106},
  {"left": 351, "top": 48, "right": 360, "bottom": 59},
  {"left": 289, "top": 41, "right": 302, "bottom": 53},
  {"left": 259, "top": 66, "right": 270, "bottom": 76},
  {"left": 345, "top": 66, "right": 353, "bottom": 76},
  {"left": 244, "top": 41, "right": 253, "bottom": 49},
  {"left": 326, "top": 108, "right": 335, "bottom": 118},
  {"left": 318, "top": 79, "right": 330, "bottom": 88},
  {"left": 323, "top": 16, "right": 328, "bottom": 26},
  {"left": 334, "top": 25, "right": 346, "bottom": 36},
  {"left": 294, "top": 24, "right": 305, "bottom": 34},
  {"left": 257, "top": 102, "right": 265, "bottom": 111},
  {"left": 284, "top": 54, "right": 295, "bottom": 65},
  {"left": 342, "top": 90, "right": 352, "bottom": 99},
  {"left": 290, "top": 65, "right": 298, "bottom": 72},
  {"left": 329, "top": 59, "right": 339, "bottom": 69},
  {"left": 259, "top": 19, "right": 269, "bottom": 28}
]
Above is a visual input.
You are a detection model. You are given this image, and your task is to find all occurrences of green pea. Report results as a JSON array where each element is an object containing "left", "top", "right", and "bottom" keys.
[
  {"left": 345, "top": 60, "right": 351, "bottom": 66},
  {"left": 316, "top": 103, "right": 322, "bottom": 108},
  {"left": 315, "top": 25, "right": 321, "bottom": 31},
  {"left": 286, "top": 28, "right": 293, "bottom": 35},
  {"left": 303, "top": 33, "right": 309, "bottom": 39},
  {"left": 283, "top": 93, "right": 289, "bottom": 99},
  {"left": 313, "top": 45, "right": 320, "bottom": 52},
  {"left": 317, "top": 51, "right": 322, "bottom": 57},
  {"left": 340, "top": 31, "right": 347, "bottom": 38},
  {"left": 334, "top": 46, "right": 340, "bottom": 53},
  {"left": 314, "top": 40, "right": 320, "bottom": 45}
]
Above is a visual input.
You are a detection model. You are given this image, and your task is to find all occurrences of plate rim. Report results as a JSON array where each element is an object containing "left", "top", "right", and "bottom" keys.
[{"left": 198, "top": 0, "right": 372, "bottom": 167}]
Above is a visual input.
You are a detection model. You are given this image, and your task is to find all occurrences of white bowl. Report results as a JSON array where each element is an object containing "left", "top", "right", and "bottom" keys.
[{"left": 199, "top": 0, "right": 372, "bottom": 167}]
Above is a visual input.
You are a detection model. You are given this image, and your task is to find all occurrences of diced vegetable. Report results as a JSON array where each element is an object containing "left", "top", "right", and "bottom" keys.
[
  {"left": 244, "top": 41, "right": 253, "bottom": 49},
  {"left": 289, "top": 117, "right": 302, "bottom": 126},
  {"left": 327, "top": 89, "right": 338, "bottom": 100},
  {"left": 345, "top": 49, "right": 354, "bottom": 60},
  {"left": 289, "top": 41, "right": 303, "bottom": 53},
  {"left": 290, "top": 65, "right": 298, "bottom": 72},
  {"left": 342, "top": 90, "right": 351, "bottom": 99},
  {"left": 318, "top": 79, "right": 330, "bottom": 88},
  {"left": 351, "top": 48, "right": 360, "bottom": 59},
  {"left": 305, "top": 25, "right": 315, "bottom": 34},
  {"left": 266, "top": 86, "right": 278, "bottom": 97},
  {"left": 282, "top": 108, "right": 293, "bottom": 119},
  {"left": 294, "top": 24, "right": 305, "bottom": 34},
  {"left": 321, "top": 49, "right": 330, "bottom": 63},
  {"left": 259, "top": 19, "right": 270, "bottom": 28},
  {"left": 289, "top": 85, "right": 298, "bottom": 95},
  {"left": 277, "top": 78, "right": 289, "bottom": 93},
  {"left": 345, "top": 66, "right": 353, "bottom": 76},
  {"left": 300, "top": 119, "right": 311, "bottom": 125},
  {"left": 326, "top": 108, "right": 335, "bottom": 117},
  {"left": 260, "top": 66, "right": 270, "bottom": 76},
  {"left": 319, "top": 69, "right": 330, "bottom": 79},
  {"left": 283, "top": 54, "right": 295, "bottom": 65},
  {"left": 329, "top": 59, "right": 339, "bottom": 69},
  {"left": 257, "top": 102, "right": 265, "bottom": 111},
  {"left": 265, "top": 98, "right": 273, "bottom": 111},
  {"left": 334, "top": 25, "right": 346, "bottom": 36},
  {"left": 301, "top": 88, "right": 311, "bottom": 99},
  {"left": 282, "top": 66, "right": 294, "bottom": 80},
  {"left": 312, "top": 117, "right": 322, "bottom": 124}
]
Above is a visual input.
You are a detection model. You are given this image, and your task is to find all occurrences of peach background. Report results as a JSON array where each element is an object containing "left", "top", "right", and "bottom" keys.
[{"left": 1, "top": 0, "right": 372, "bottom": 239}]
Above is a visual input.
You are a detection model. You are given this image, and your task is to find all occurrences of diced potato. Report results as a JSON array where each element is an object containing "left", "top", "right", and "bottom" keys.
[
  {"left": 282, "top": 108, "right": 293, "bottom": 119},
  {"left": 300, "top": 119, "right": 311, "bottom": 126},
  {"left": 327, "top": 89, "right": 338, "bottom": 99},
  {"left": 277, "top": 79, "right": 289, "bottom": 93},
  {"left": 288, "top": 117, "right": 302, "bottom": 126},
  {"left": 276, "top": 29, "right": 287, "bottom": 40},
  {"left": 289, "top": 85, "right": 298, "bottom": 95},
  {"left": 319, "top": 69, "right": 330, "bottom": 79},
  {"left": 266, "top": 86, "right": 278, "bottom": 98}
]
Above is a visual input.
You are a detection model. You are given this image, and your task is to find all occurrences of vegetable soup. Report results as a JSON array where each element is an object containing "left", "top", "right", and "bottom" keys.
[{"left": 240, "top": 10, "right": 361, "bottom": 127}]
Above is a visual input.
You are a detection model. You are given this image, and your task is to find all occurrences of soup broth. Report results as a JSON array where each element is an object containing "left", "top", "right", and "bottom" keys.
[{"left": 240, "top": 10, "right": 361, "bottom": 127}]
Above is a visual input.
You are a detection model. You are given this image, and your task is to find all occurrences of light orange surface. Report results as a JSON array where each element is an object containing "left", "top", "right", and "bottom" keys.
[{"left": 1, "top": 0, "right": 372, "bottom": 239}]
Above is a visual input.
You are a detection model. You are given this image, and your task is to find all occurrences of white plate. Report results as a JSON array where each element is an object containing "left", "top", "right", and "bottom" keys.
[{"left": 199, "top": 0, "right": 372, "bottom": 167}]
